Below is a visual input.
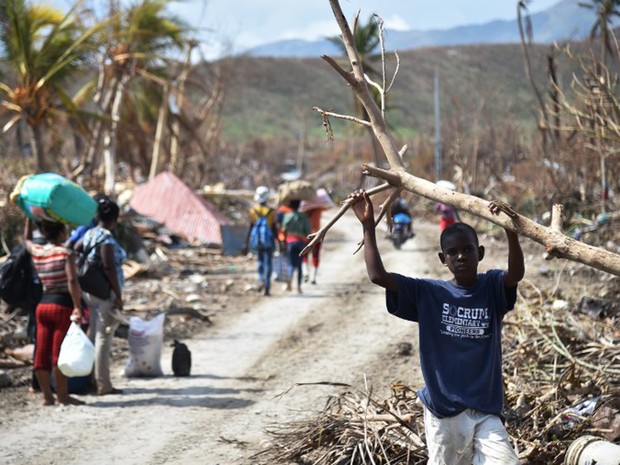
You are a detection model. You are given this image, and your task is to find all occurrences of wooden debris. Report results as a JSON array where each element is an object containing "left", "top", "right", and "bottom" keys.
[
  {"left": 122, "top": 260, "right": 148, "bottom": 280},
  {"left": 254, "top": 383, "right": 428, "bottom": 464}
]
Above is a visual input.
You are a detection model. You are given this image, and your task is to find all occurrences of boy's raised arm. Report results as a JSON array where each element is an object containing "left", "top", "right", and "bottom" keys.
[
  {"left": 488, "top": 200, "right": 525, "bottom": 288},
  {"left": 349, "top": 190, "right": 398, "bottom": 292},
  {"left": 504, "top": 229, "right": 524, "bottom": 288}
]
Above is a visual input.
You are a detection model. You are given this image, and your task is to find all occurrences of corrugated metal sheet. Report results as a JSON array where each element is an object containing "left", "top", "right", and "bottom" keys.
[{"left": 129, "top": 172, "right": 231, "bottom": 245}]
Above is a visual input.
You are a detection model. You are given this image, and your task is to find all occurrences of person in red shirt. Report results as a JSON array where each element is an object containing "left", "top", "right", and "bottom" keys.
[
  {"left": 435, "top": 202, "right": 461, "bottom": 232},
  {"left": 300, "top": 189, "right": 334, "bottom": 284}
]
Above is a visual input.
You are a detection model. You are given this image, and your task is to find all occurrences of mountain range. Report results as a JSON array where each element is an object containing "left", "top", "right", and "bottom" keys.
[{"left": 246, "top": 0, "right": 594, "bottom": 58}]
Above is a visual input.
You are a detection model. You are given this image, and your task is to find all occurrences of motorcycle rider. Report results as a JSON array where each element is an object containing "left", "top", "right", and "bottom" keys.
[{"left": 390, "top": 196, "right": 414, "bottom": 238}]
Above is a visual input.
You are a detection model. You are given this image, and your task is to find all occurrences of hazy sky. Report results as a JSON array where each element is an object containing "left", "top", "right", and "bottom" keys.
[{"left": 50, "top": 0, "right": 562, "bottom": 56}]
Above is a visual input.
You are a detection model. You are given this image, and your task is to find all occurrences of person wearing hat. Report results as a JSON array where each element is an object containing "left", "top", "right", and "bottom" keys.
[
  {"left": 300, "top": 188, "right": 334, "bottom": 284},
  {"left": 244, "top": 186, "right": 278, "bottom": 296}
]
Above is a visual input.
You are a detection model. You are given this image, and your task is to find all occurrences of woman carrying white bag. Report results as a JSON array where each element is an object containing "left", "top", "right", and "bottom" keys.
[
  {"left": 58, "top": 320, "right": 95, "bottom": 378},
  {"left": 25, "top": 218, "right": 85, "bottom": 406}
]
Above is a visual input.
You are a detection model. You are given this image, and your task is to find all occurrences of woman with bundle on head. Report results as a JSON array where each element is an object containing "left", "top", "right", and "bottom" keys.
[
  {"left": 80, "top": 195, "right": 127, "bottom": 396},
  {"left": 24, "top": 219, "right": 84, "bottom": 406}
]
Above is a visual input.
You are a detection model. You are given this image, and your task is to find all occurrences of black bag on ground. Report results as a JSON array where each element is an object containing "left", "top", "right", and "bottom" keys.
[
  {"left": 171, "top": 340, "right": 191, "bottom": 377},
  {"left": 0, "top": 244, "right": 42, "bottom": 306},
  {"left": 77, "top": 239, "right": 110, "bottom": 300}
]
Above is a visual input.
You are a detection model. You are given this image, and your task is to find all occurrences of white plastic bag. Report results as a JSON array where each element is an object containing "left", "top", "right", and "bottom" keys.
[
  {"left": 57, "top": 322, "right": 95, "bottom": 377},
  {"left": 123, "top": 313, "right": 165, "bottom": 377},
  {"left": 272, "top": 252, "right": 289, "bottom": 282}
]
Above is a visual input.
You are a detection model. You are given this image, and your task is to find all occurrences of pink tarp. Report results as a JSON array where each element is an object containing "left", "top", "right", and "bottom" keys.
[{"left": 129, "top": 172, "right": 231, "bottom": 246}]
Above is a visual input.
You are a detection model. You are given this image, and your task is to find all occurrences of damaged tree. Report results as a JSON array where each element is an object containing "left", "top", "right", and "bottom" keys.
[{"left": 305, "top": 0, "right": 620, "bottom": 278}]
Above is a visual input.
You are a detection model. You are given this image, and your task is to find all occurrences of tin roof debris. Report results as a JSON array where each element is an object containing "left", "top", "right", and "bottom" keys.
[{"left": 129, "top": 172, "right": 231, "bottom": 246}]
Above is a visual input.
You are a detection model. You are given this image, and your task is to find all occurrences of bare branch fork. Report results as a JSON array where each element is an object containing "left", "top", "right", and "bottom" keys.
[
  {"left": 301, "top": 146, "right": 408, "bottom": 256},
  {"left": 307, "top": 0, "right": 620, "bottom": 277},
  {"left": 301, "top": 182, "right": 393, "bottom": 256}
]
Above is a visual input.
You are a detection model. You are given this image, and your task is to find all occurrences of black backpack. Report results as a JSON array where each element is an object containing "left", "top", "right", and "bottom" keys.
[
  {"left": 171, "top": 340, "right": 191, "bottom": 377},
  {"left": 0, "top": 243, "right": 43, "bottom": 307}
]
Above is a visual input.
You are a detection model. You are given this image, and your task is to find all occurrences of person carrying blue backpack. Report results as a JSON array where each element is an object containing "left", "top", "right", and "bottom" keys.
[{"left": 244, "top": 186, "right": 278, "bottom": 296}]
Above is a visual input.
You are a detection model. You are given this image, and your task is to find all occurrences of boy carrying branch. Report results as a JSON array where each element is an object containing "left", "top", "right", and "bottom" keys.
[{"left": 349, "top": 189, "right": 524, "bottom": 465}]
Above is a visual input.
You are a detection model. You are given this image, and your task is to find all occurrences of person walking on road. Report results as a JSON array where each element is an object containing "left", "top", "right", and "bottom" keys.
[
  {"left": 244, "top": 186, "right": 278, "bottom": 296},
  {"left": 282, "top": 199, "right": 311, "bottom": 294},
  {"left": 300, "top": 188, "right": 334, "bottom": 284},
  {"left": 24, "top": 219, "right": 84, "bottom": 406},
  {"left": 349, "top": 189, "right": 524, "bottom": 465},
  {"left": 80, "top": 196, "right": 126, "bottom": 396},
  {"left": 435, "top": 202, "right": 461, "bottom": 233}
]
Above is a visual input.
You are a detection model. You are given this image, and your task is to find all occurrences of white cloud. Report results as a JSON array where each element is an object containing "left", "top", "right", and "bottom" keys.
[
  {"left": 382, "top": 15, "right": 410, "bottom": 31},
  {"left": 279, "top": 20, "right": 341, "bottom": 42}
]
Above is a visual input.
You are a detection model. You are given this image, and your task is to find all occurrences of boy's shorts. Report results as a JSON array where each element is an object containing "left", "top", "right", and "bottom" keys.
[{"left": 423, "top": 407, "right": 519, "bottom": 465}]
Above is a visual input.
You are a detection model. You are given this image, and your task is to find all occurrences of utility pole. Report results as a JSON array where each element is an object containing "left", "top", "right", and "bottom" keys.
[{"left": 434, "top": 69, "right": 442, "bottom": 182}]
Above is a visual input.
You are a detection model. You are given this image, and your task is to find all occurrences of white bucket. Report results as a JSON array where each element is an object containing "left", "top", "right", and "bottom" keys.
[{"left": 564, "top": 436, "right": 620, "bottom": 465}]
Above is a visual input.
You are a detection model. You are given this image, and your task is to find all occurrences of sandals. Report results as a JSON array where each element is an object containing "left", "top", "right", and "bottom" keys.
[
  {"left": 57, "top": 396, "right": 85, "bottom": 406},
  {"left": 97, "top": 387, "right": 124, "bottom": 396}
]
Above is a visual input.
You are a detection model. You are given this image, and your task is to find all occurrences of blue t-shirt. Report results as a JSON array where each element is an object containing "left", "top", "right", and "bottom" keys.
[
  {"left": 386, "top": 270, "right": 517, "bottom": 418},
  {"left": 68, "top": 220, "right": 96, "bottom": 244}
]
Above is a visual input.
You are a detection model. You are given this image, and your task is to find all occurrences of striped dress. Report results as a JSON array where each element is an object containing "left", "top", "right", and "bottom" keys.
[
  {"left": 30, "top": 243, "right": 71, "bottom": 294},
  {"left": 30, "top": 243, "right": 74, "bottom": 371}
]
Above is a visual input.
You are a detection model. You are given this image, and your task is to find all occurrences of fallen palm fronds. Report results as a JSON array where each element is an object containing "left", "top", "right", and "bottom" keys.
[
  {"left": 255, "top": 382, "right": 428, "bottom": 464},
  {"left": 255, "top": 281, "right": 619, "bottom": 465}
]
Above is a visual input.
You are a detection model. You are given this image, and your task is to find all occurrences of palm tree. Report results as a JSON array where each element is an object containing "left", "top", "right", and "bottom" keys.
[
  {"left": 77, "top": 0, "right": 187, "bottom": 193},
  {"left": 0, "top": 0, "right": 99, "bottom": 171},
  {"left": 579, "top": 0, "right": 620, "bottom": 65}
]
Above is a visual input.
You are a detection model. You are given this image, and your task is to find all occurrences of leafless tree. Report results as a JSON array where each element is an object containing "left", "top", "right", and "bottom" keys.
[{"left": 304, "top": 0, "right": 620, "bottom": 277}]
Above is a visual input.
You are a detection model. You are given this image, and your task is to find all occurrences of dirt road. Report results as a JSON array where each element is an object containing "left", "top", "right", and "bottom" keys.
[{"left": 0, "top": 213, "right": 441, "bottom": 465}]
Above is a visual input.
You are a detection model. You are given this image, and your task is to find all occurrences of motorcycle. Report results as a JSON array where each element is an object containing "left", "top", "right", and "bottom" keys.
[{"left": 391, "top": 212, "right": 413, "bottom": 249}]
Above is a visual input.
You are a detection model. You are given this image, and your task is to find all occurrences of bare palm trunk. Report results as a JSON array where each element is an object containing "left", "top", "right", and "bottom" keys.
[
  {"left": 73, "top": 76, "right": 121, "bottom": 181},
  {"left": 548, "top": 50, "right": 561, "bottom": 142},
  {"left": 169, "top": 41, "right": 195, "bottom": 174},
  {"left": 517, "top": 2, "right": 550, "bottom": 153},
  {"left": 149, "top": 83, "right": 170, "bottom": 180},
  {"left": 30, "top": 123, "right": 46, "bottom": 172},
  {"left": 103, "top": 75, "right": 129, "bottom": 195},
  {"left": 15, "top": 119, "right": 27, "bottom": 157}
]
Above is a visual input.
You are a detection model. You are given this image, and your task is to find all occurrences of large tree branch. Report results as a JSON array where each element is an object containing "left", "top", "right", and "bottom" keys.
[
  {"left": 301, "top": 146, "right": 408, "bottom": 256},
  {"left": 325, "top": 2, "right": 405, "bottom": 171},
  {"left": 319, "top": 0, "right": 620, "bottom": 277},
  {"left": 364, "top": 163, "right": 620, "bottom": 276}
]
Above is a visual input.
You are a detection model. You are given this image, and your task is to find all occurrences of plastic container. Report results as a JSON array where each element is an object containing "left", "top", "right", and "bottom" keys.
[
  {"left": 564, "top": 435, "right": 620, "bottom": 465},
  {"left": 11, "top": 173, "right": 96, "bottom": 226}
]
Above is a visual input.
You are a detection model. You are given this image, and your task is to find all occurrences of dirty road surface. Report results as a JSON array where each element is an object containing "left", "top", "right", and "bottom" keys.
[{"left": 0, "top": 213, "right": 439, "bottom": 465}]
